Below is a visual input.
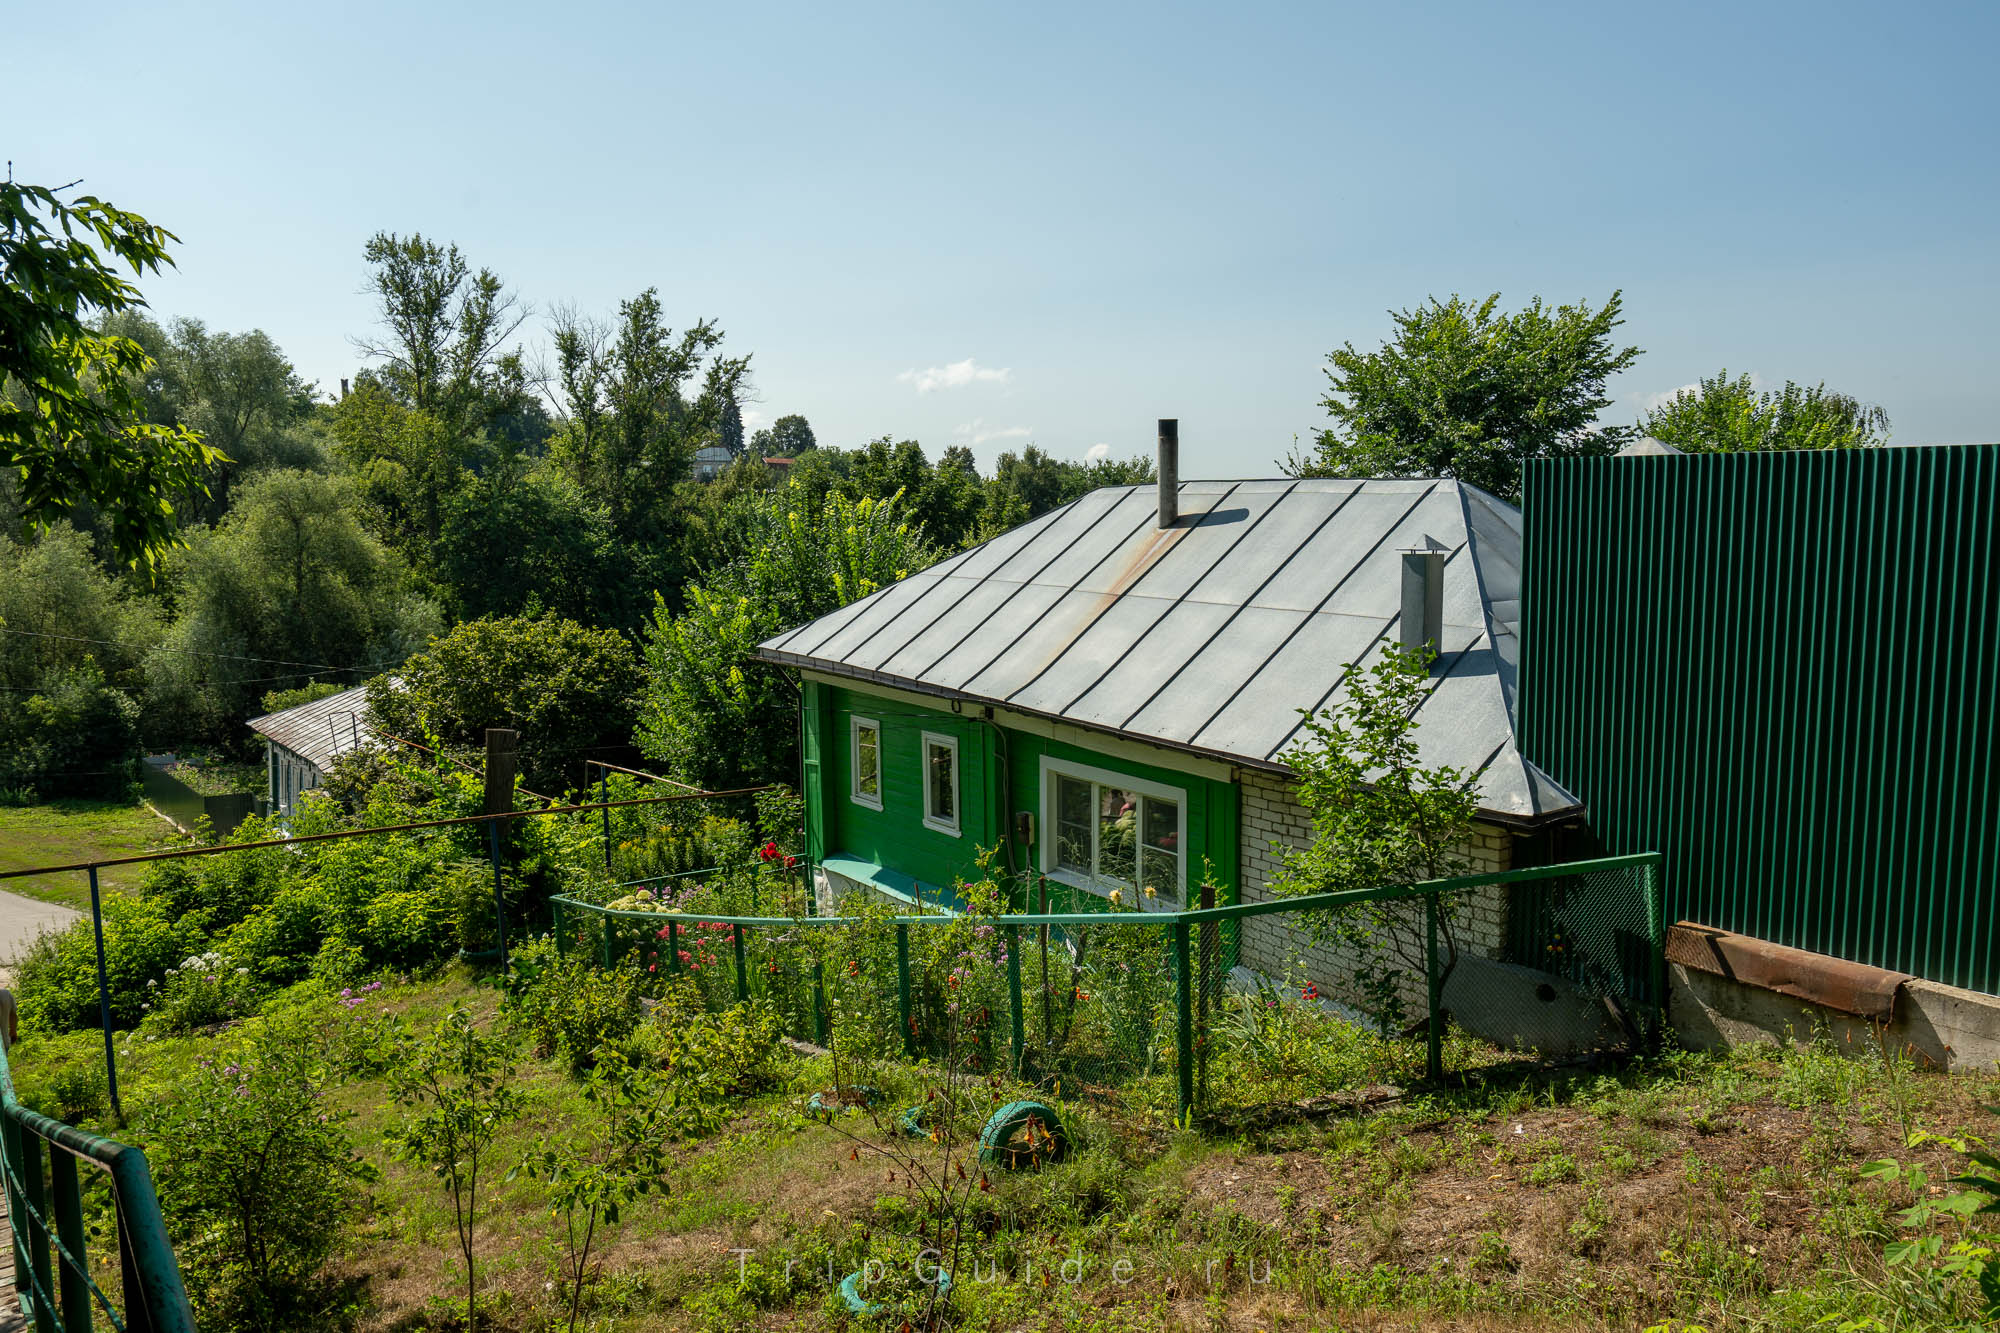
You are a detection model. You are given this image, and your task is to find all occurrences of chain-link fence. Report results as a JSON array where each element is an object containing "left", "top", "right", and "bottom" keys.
[{"left": 551, "top": 853, "right": 1662, "bottom": 1120}]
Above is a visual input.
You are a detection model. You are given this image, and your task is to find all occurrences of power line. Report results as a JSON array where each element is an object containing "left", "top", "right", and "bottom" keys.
[{"left": 0, "top": 627, "right": 397, "bottom": 676}]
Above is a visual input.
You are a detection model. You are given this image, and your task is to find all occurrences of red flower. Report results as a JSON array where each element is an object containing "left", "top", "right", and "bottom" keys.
[
  {"left": 759, "top": 841, "right": 779, "bottom": 862},
  {"left": 784, "top": 854, "right": 800, "bottom": 870}
]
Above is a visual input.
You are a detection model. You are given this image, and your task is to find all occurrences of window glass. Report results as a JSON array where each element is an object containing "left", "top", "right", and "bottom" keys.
[
  {"left": 1055, "top": 775, "right": 1092, "bottom": 872},
  {"left": 1142, "top": 796, "right": 1180, "bottom": 902},
  {"left": 1097, "top": 787, "right": 1137, "bottom": 886},
  {"left": 926, "top": 740, "right": 955, "bottom": 824},
  {"left": 852, "top": 721, "right": 880, "bottom": 804}
]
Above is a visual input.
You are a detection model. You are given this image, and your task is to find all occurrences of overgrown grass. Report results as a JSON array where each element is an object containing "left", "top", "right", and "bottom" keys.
[
  {"left": 0, "top": 798, "right": 165, "bottom": 908},
  {"left": 10, "top": 962, "right": 1997, "bottom": 1332}
]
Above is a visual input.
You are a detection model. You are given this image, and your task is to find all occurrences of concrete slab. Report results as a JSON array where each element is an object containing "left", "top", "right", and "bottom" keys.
[{"left": 0, "top": 890, "right": 81, "bottom": 985}]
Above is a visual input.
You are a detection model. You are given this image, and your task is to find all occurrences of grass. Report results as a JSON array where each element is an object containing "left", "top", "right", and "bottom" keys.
[
  {"left": 9, "top": 964, "right": 1998, "bottom": 1333},
  {"left": 0, "top": 799, "right": 170, "bottom": 907}
]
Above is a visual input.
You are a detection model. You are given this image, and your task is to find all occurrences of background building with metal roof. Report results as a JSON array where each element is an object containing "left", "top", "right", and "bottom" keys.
[{"left": 247, "top": 683, "right": 374, "bottom": 814}]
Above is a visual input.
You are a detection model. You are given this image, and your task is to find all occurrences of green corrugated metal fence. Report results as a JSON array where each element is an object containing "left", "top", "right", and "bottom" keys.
[{"left": 1520, "top": 445, "right": 2000, "bottom": 995}]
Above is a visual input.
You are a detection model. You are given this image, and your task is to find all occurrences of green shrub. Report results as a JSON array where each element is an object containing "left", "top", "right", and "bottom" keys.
[
  {"left": 41, "top": 1059, "right": 108, "bottom": 1124},
  {"left": 146, "top": 949, "right": 260, "bottom": 1033},
  {"left": 0, "top": 666, "right": 141, "bottom": 802},
  {"left": 653, "top": 991, "right": 788, "bottom": 1107},
  {"left": 503, "top": 939, "right": 642, "bottom": 1073},
  {"left": 146, "top": 1011, "right": 374, "bottom": 1330},
  {"left": 227, "top": 890, "right": 330, "bottom": 986},
  {"left": 15, "top": 896, "right": 204, "bottom": 1032},
  {"left": 143, "top": 825, "right": 289, "bottom": 930}
]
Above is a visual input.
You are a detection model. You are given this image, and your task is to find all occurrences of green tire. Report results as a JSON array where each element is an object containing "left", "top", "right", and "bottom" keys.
[{"left": 977, "top": 1099, "right": 1067, "bottom": 1168}]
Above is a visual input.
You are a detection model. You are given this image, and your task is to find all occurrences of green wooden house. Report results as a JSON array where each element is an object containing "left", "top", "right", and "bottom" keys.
[{"left": 758, "top": 435, "right": 1583, "bottom": 986}]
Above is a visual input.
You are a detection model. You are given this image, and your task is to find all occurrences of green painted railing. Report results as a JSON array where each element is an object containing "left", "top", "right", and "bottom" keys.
[
  {"left": 0, "top": 1038, "right": 194, "bottom": 1333},
  {"left": 553, "top": 852, "right": 1665, "bottom": 1119}
]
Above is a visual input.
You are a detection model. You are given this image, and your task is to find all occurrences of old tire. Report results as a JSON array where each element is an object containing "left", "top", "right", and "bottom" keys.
[{"left": 977, "top": 1099, "right": 1067, "bottom": 1168}]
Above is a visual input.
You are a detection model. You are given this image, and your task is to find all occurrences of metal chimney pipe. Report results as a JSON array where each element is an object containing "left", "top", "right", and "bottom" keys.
[
  {"left": 1157, "top": 419, "right": 1179, "bottom": 528},
  {"left": 1399, "top": 545, "right": 1445, "bottom": 659}
]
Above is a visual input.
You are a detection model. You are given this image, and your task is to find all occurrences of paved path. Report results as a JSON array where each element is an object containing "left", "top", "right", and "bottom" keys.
[{"left": 0, "top": 891, "right": 80, "bottom": 987}]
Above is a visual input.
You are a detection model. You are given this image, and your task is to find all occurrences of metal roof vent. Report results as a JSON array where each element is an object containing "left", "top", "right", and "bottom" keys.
[
  {"left": 1399, "top": 543, "right": 1444, "bottom": 658},
  {"left": 1157, "top": 419, "right": 1178, "bottom": 528}
]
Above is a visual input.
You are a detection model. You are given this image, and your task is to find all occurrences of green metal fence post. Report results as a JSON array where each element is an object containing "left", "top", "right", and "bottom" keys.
[
  {"left": 1, "top": 1116, "right": 26, "bottom": 1324},
  {"left": 667, "top": 920, "right": 681, "bottom": 973},
  {"left": 733, "top": 926, "right": 749, "bottom": 1004},
  {"left": 813, "top": 961, "right": 829, "bottom": 1045},
  {"left": 1005, "top": 925, "right": 1024, "bottom": 1075},
  {"left": 1173, "top": 921, "right": 1194, "bottom": 1123},
  {"left": 599, "top": 765, "right": 612, "bottom": 869},
  {"left": 21, "top": 1134, "right": 52, "bottom": 1333},
  {"left": 1424, "top": 892, "right": 1444, "bottom": 1083},
  {"left": 895, "top": 924, "right": 915, "bottom": 1056},
  {"left": 87, "top": 867, "right": 122, "bottom": 1123},
  {"left": 486, "top": 820, "right": 509, "bottom": 970},
  {"left": 1643, "top": 856, "right": 1667, "bottom": 1048},
  {"left": 48, "top": 1148, "right": 90, "bottom": 1333},
  {"left": 553, "top": 899, "right": 567, "bottom": 955}
]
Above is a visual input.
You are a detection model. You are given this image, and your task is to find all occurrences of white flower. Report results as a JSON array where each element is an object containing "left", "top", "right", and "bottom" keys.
[
  {"left": 146, "top": 979, "right": 157, "bottom": 988},
  {"left": 235, "top": 967, "right": 249, "bottom": 976}
]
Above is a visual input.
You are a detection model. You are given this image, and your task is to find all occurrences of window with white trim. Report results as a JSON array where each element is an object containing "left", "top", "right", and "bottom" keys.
[
  {"left": 1041, "top": 757, "right": 1184, "bottom": 905},
  {"left": 921, "top": 731, "right": 960, "bottom": 835},
  {"left": 850, "top": 716, "right": 882, "bottom": 809}
]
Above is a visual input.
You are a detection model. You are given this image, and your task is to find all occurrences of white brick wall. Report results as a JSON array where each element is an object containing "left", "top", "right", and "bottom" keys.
[{"left": 1234, "top": 767, "right": 1514, "bottom": 1014}]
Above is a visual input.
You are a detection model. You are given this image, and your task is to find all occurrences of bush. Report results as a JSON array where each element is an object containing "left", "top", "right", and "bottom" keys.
[
  {"left": 146, "top": 1011, "right": 374, "bottom": 1329},
  {"left": 15, "top": 895, "right": 204, "bottom": 1033},
  {"left": 228, "top": 889, "right": 330, "bottom": 986},
  {"left": 143, "top": 825, "right": 290, "bottom": 930},
  {"left": 0, "top": 666, "right": 142, "bottom": 802},
  {"left": 146, "top": 949, "right": 260, "bottom": 1034},
  {"left": 503, "top": 939, "right": 641, "bottom": 1074}
]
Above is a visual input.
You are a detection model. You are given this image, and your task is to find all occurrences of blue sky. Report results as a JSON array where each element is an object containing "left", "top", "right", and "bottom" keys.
[{"left": 11, "top": 1, "right": 1998, "bottom": 475}]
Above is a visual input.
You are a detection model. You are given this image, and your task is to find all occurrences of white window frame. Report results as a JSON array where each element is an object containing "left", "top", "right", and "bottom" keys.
[
  {"left": 920, "top": 731, "right": 961, "bottom": 836},
  {"left": 1037, "top": 755, "right": 1186, "bottom": 909},
  {"left": 849, "top": 715, "right": 883, "bottom": 811}
]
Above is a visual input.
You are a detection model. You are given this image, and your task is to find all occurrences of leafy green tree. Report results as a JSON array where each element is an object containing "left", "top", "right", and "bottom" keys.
[
  {"left": 1639, "top": 370, "right": 1891, "bottom": 452},
  {"left": 159, "top": 317, "right": 322, "bottom": 520},
  {"left": 387, "top": 1008, "right": 521, "bottom": 1333},
  {"left": 367, "top": 613, "right": 642, "bottom": 794},
  {"left": 548, "top": 290, "right": 750, "bottom": 534},
  {"left": 353, "top": 232, "right": 526, "bottom": 431},
  {"left": 145, "top": 469, "right": 437, "bottom": 746},
  {"left": 0, "top": 178, "right": 221, "bottom": 568},
  {"left": 149, "top": 1014, "right": 373, "bottom": 1328},
  {"left": 639, "top": 489, "right": 933, "bottom": 789},
  {"left": 748, "top": 412, "right": 815, "bottom": 456},
  {"left": 1271, "top": 645, "right": 1480, "bottom": 1034},
  {"left": 518, "top": 1046, "right": 676, "bottom": 1333},
  {"left": 0, "top": 523, "right": 159, "bottom": 693},
  {"left": 1292, "top": 292, "right": 1642, "bottom": 503},
  {"left": 434, "top": 460, "right": 643, "bottom": 629},
  {"left": 0, "top": 664, "right": 142, "bottom": 800}
]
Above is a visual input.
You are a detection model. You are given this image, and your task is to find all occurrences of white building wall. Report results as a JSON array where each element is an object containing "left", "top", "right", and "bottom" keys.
[{"left": 1234, "top": 767, "right": 1513, "bottom": 1004}]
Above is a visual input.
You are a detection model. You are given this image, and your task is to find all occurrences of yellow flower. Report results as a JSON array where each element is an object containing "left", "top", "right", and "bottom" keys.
[{"left": 1108, "top": 889, "right": 1124, "bottom": 908}]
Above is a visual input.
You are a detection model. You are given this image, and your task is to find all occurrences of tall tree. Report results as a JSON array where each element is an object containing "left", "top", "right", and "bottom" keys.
[
  {"left": 352, "top": 233, "right": 527, "bottom": 433},
  {"left": 1639, "top": 370, "right": 1890, "bottom": 452},
  {"left": 748, "top": 413, "right": 815, "bottom": 456},
  {"left": 0, "top": 178, "right": 220, "bottom": 569},
  {"left": 1291, "top": 292, "right": 1642, "bottom": 504}
]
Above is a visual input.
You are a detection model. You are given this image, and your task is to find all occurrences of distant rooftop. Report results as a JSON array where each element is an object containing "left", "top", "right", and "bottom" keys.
[
  {"left": 248, "top": 682, "right": 373, "bottom": 770},
  {"left": 759, "top": 479, "right": 1580, "bottom": 825}
]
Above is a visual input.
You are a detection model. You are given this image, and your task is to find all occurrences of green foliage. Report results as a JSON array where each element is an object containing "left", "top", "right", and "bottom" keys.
[
  {"left": 0, "top": 178, "right": 223, "bottom": 569},
  {"left": 650, "top": 993, "right": 788, "bottom": 1113},
  {"left": 503, "top": 940, "right": 643, "bottom": 1074},
  {"left": 1271, "top": 644, "right": 1479, "bottom": 1031},
  {"left": 368, "top": 612, "right": 640, "bottom": 795},
  {"left": 0, "top": 523, "right": 160, "bottom": 694},
  {"left": 1291, "top": 290, "right": 1641, "bottom": 503},
  {"left": 0, "top": 663, "right": 141, "bottom": 800},
  {"left": 386, "top": 1007, "right": 522, "bottom": 1333},
  {"left": 638, "top": 488, "right": 933, "bottom": 788},
  {"left": 14, "top": 893, "right": 204, "bottom": 1030},
  {"left": 258, "top": 679, "right": 345, "bottom": 714},
  {"left": 1640, "top": 370, "right": 1891, "bottom": 453},
  {"left": 748, "top": 413, "right": 815, "bottom": 457},
  {"left": 517, "top": 1045, "right": 678, "bottom": 1332},
  {"left": 147, "top": 1010, "right": 374, "bottom": 1329},
  {"left": 145, "top": 948, "right": 259, "bottom": 1033}
]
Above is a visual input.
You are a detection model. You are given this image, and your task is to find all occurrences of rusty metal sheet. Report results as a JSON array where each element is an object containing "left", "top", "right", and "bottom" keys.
[{"left": 1667, "top": 922, "right": 1912, "bottom": 1021}]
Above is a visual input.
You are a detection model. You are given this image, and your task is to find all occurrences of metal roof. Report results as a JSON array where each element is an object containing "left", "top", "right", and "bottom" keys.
[
  {"left": 758, "top": 479, "right": 1581, "bottom": 824},
  {"left": 247, "top": 683, "right": 374, "bottom": 771}
]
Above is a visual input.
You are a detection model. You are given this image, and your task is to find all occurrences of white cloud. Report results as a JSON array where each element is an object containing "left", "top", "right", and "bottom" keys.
[
  {"left": 953, "top": 420, "right": 1033, "bottom": 447},
  {"left": 899, "top": 358, "right": 1012, "bottom": 394},
  {"left": 1086, "top": 442, "right": 1110, "bottom": 461},
  {"left": 740, "top": 408, "right": 770, "bottom": 431}
]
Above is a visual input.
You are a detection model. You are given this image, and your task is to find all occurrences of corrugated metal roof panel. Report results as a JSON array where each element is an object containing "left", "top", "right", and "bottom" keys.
[
  {"left": 760, "top": 478, "right": 1579, "bottom": 822},
  {"left": 246, "top": 683, "right": 375, "bottom": 770}
]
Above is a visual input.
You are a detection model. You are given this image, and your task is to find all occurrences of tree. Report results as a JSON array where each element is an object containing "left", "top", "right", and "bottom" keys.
[
  {"left": 1270, "top": 645, "right": 1480, "bottom": 1035},
  {"left": 1639, "top": 370, "right": 1890, "bottom": 452},
  {"left": 0, "top": 523, "right": 159, "bottom": 694},
  {"left": 0, "top": 178, "right": 221, "bottom": 569},
  {"left": 1291, "top": 292, "right": 1642, "bottom": 503},
  {"left": 639, "top": 489, "right": 933, "bottom": 789},
  {"left": 367, "top": 614, "right": 642, "bottom": 795},
  {"left": 145, "top": 469, "right": 437, "bottom": 747},
  {"left": 160, "top": 318, "right": 321, "bottom": 520},
  {"left": 548, "top": 291, "right": 751, "bottom": 534},
  {"left": 748, "top": 412, "right": 815, "bottom": 456},
  {"left": 433, "top": 461, "right": 642, "bottom": 630},
  {"left": 387, "top": 1008, "right": 521, "bottom": 1333},
  {"left": 352, "top": 232, "right": 526, "bottom": 432}
]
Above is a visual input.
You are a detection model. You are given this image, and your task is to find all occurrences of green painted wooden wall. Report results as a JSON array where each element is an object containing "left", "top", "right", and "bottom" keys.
[
  {"left": 1519, "top": 445, "right": 2000, "bottom": 995},
  {"left": 802, "top": 678, "right": 1239, "bottom": 911}
]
